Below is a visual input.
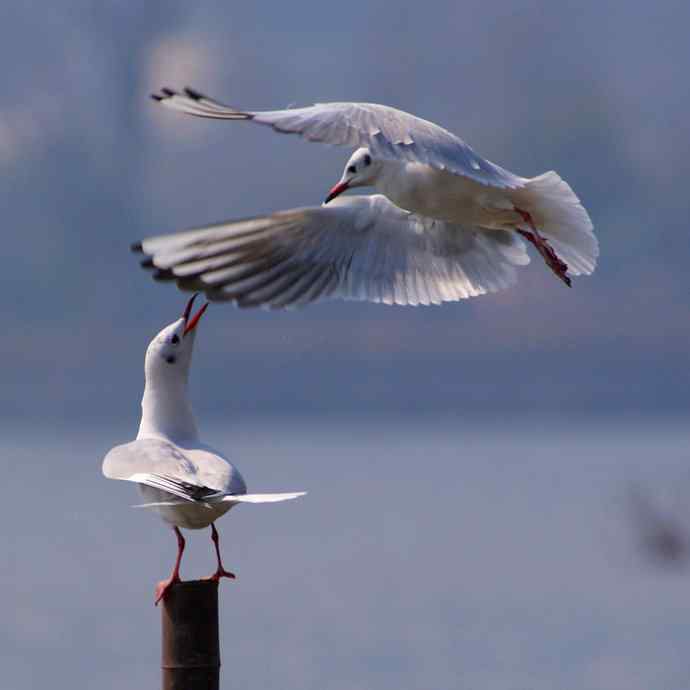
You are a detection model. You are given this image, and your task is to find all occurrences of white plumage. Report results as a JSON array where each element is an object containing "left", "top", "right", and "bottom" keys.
[
  {"left": 102, "top": 296, "right": 305, "bottom": 602},
  {"left": 135, "top": 87, "right": 598, "bottom": 305},
  {"left": 136, "top": 195, "right": 530, "bottom": 307},
  {"left": 153, "top": 89, "right": 524, "bottom": 189}
]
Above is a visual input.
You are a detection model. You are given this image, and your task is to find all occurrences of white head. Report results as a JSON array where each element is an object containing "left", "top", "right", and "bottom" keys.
[
  {"left": 143, "top": 294, "right": 208, "bottom": 387},
  {"left": 138, "top": 295, "right": 208, "bottom": 441},
  {"left": 324, "top": 147, "right": 382, "bottom": 203}
]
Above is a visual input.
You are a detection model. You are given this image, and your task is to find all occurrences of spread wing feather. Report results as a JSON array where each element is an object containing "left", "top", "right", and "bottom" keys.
[
  {"left": 134, "top": 194, "right": 529, "bottom": 309},
  {"left": 153, "top": 87, "right": 526, "bottom": 190}
]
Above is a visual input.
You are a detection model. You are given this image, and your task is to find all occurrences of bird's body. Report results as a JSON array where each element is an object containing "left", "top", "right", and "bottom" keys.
[
  {"left": 102, "top": 296, "right": 304, "bottom": 602},
  {"left": 376, "top": 160, "right": 524, "bottom": 228},
  {"left": 132, "top": 440, "right": 246, "bottom": 530},
  {"left": 136, "top": 87, "right": 598, "bottom": 307}
]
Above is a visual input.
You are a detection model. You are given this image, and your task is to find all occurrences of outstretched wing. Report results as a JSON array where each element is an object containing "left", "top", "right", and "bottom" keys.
[
  {"left": 152, "top": 87, "right": 525, "bottom": 190},
  {"left": 133, "top": 194, "right": 529, "bottom": 308}
]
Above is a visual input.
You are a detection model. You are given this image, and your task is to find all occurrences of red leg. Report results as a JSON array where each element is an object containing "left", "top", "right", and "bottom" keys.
[
  {"left": 154, "top": 526, "right": 185, "bottom": 606},
  {"left": 515, "top": 208, "right": 571, "bottom": 287},
  {"left": 204, "top": 523, "right": 236, "bottom": 582}
]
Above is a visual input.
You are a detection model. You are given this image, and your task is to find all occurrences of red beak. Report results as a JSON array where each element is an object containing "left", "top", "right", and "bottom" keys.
[
  {"left": 324, "top": 180, "right": 349, "bottom": 204},
  {"left": 182, "top": 294, "right": 208, "bottom": 336}
]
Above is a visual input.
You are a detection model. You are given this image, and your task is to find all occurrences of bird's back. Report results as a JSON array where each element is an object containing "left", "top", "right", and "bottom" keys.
[
  {"left": 145, "top": 440, "right": 246, "bottom": 529},
  {"left": 104, "top": 434, "right": 247, "bottom": 529},
  {"left": 173, "top": 439, "right": 247, "bottom": 495}
]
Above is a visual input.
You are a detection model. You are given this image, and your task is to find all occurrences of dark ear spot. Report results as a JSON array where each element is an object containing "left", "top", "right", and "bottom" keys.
[
  {"left": 363, "top": 154, "right": 371, "bottom": 166},
  {"left": 165, "top": 355, "right": 176, "bottom": 364}
]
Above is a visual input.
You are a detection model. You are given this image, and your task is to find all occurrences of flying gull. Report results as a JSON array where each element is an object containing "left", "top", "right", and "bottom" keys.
[{"left": 133, "top": 87, "right": 598, "bottom": 308}]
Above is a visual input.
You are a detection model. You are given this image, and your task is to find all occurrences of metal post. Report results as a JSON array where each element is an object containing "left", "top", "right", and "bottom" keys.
[{"left": 161, "top": 580, "right": 221, "bottom": 690}]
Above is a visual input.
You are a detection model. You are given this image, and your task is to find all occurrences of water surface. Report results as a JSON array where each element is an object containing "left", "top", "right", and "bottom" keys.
[{"left": 3, "top": 418, "right": 689, "bottom": 690}]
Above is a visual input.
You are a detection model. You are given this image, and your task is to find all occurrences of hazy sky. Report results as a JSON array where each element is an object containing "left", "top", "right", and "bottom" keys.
[{"left": 1, "top": 0, "right": 688, "bottom": 422}]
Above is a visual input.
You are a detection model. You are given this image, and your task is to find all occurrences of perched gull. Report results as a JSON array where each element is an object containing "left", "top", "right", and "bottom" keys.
[
  {"left": 133, "top": 87, "right": 598, "bottom": 308},
  {"left": 102, "top": 296, "right": 305, "bottom": 603}
]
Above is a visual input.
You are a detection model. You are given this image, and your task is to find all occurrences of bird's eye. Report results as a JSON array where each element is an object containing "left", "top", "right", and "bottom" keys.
[
  {"left": 363, "top": 154, "right": 371, "bottom": 166},
  {"left": 165, "top": 355, "right": 176, "bottom": 364},
  {"left": 347, "top": 165, "right": 356, "bottom": 174},
  {"left": 171, "top": 334, "right": 180, "bottom": 345}
]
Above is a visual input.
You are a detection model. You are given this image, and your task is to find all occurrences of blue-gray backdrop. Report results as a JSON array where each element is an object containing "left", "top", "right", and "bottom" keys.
[
  {"left": 2, "top": 1, "right": 688, "bottom": 425},
  {"left": 2, "top": 3, "right": 690, "bottom": 689}
]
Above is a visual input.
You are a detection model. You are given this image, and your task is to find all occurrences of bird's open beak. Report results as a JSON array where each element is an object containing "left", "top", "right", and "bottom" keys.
[
  {"left": 182, "top": 294, "right": 198, "bottom": 323},
  {"left": 324, "top": 180, "right": 349, "bottom": 204},
  {"left": 182, "top": 294, "right": 209, "bottom": 336}
]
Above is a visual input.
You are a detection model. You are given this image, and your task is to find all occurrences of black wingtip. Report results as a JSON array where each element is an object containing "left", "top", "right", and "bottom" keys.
[
  {"left": 153, "top": 268, "right": 176, "bottom": 282},
  {"left": 131, "top": 241, "right": 143, "bottom": 252},
  {"left": 151, "top": 88, "right": 176, "bottom": 102},
  {"left": 140, "top": 257, "right": 155, "bottom": 269},
  {"left": 183, "top": 86, "right": 204, "bottom": 100}
]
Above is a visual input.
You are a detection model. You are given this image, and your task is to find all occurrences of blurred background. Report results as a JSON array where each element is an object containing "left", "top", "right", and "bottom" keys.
[{"left": 1, "top": 1, "right": 689, "bottom": 688}]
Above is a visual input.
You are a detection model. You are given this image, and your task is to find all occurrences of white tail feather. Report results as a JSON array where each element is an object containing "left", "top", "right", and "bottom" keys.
[
  {"left": 132, "top": 491, "right": 306, "bottom": 509},
  {"left": 224, "top": 491, "right": 306, "bottom": 503},
  {"left": 514, "top": 171, "right": 598, "bottom": 276}
]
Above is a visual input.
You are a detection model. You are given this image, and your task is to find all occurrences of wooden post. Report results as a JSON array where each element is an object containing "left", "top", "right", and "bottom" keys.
[{"left": 161, "top": 580, "right": 221, "bottom": 690}]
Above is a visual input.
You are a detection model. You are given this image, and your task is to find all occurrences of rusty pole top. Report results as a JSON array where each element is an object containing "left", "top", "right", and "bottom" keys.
[{"left": 161, "top": 579, "right": 220, "bottom": 690}]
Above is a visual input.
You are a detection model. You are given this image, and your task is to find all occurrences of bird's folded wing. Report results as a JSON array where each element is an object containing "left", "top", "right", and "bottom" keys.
[
  {"left": 134, "top": 194, "right": 529, "bottom": 308},
  {"left": 103, "top": 439, "right": 200, "bottom": 483},
  {"left": 134, "top": 491, "right": 307, "bottom": 508},
  {"left": 152, "top": 87, "right": 525, "bottom": 190},
  {"left": 127, "top": 472, "right": 218, "bottom": 502}
]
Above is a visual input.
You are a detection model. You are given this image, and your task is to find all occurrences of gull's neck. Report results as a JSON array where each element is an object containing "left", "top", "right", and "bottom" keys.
[
  {"left": 374, "top": 159, "right": 417, "bottom": 208},
  {"left": 375, "top": 160, "right": 488, "bottom": 222},
  {"left": 137, "top": 372, "right": 199, "bottom": 443}
]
